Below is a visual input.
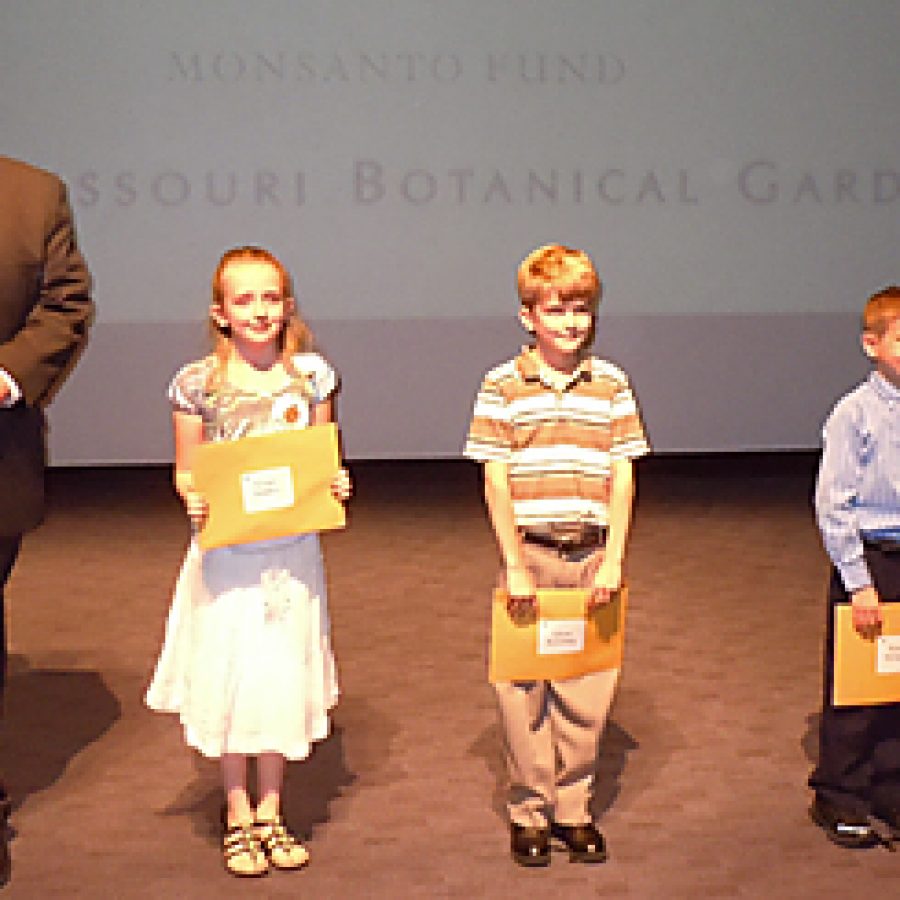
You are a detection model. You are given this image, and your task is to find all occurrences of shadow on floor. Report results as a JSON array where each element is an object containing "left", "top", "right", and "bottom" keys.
[
  {"left": 468, "top": 717, "right": 638, "bottom": 822},
  {"left": 0, "top": 654, "right": 120, "bottom": 810},
  {"left": 155, "top": 719, "right": 360, "bottom": 844}
]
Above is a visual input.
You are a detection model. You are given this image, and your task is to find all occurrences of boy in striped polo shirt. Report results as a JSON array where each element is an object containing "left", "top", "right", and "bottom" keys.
[
  {"left": 809, "top": 286, "right": 900, "bottom": 848},
  {"left": 464, "top": 244, "right": 649, "bottom": 866}
]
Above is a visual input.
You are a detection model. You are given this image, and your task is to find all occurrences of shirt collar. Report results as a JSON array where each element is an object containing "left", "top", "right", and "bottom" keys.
[
  {"left": 515, "top": 346, "right": 592, "bottom": 389},
  {"left": 869, "top": 370, "right": 900, "bottom": 406}
]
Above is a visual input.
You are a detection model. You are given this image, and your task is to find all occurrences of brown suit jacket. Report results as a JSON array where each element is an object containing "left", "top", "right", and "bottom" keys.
[{"left": 0, "top": 157, "right": 93, "bottom": 536}]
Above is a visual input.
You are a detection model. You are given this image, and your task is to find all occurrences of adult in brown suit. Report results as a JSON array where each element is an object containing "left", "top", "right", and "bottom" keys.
[{"left": 0, "top": 155, "right": 93, "bottom": 883}]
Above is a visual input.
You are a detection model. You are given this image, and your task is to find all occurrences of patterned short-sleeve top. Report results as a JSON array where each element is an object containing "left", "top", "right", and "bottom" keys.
[
  {"left": 168, "top": 352, "right": 336, "bottom": 442},
  {"left": 464, "top": 347, "right": 649, "bottom": 528}
]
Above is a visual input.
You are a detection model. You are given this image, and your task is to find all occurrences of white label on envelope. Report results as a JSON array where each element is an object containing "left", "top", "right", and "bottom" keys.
[
  {"left": 876, "top": 635, "right": 900, "bottom": 675},
  {"left": 241, "top": 466, "right": 295, "bottom": 514},
  {"left": 538, "top": 619, "right": 585, "bottom": 656}
]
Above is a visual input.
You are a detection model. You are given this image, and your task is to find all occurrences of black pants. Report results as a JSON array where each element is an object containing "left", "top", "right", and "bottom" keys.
[
  {"left": 809, "top": 545, "right": 900, "bottom": 816},
  {"left": 0, "top": 535, "right": 21, "bottom": 698},
  {"left": 0, "top": 535, "right": 20, "bottom": 809}
]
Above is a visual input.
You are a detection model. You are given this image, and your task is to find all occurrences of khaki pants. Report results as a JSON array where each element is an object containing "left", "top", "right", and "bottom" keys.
[{"left": 494, "top": 538, "right": 619, "bottom": 827}]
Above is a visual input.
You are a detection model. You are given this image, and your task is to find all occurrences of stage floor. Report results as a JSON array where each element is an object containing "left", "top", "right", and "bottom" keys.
[{"left": 3, "top": 456, "right": 897, "bottom": 897}]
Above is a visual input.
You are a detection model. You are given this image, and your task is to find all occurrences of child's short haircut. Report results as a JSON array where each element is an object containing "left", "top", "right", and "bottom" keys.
[
  {"left": 517, "top": 244, "right": 601, "bottom": 308},
  {"left": 862, "top": 285, "right": 900, "bottom": 336}
]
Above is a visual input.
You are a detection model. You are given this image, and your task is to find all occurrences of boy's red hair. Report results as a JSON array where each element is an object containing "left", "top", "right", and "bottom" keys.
[
  {"left": 862, "top": 285, "right": 900, "bottom": 336},
  {"left": 517, "top": 244, "right": 601, "bottom": 307}
]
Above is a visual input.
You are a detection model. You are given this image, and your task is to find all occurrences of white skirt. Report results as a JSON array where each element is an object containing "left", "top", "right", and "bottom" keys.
[{"left": 145, "top": 533, "right": 338, "bottom": 761}]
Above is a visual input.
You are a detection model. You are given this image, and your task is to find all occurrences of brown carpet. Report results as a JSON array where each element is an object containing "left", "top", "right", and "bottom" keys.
[{"left": 2, "top": 456, "right": 897, "bottom": 898}]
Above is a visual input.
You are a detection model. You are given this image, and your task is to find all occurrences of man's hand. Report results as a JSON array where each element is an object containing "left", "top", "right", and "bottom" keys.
[
  {"left": 850, "top": 585, "right": 882, "bottom": 639},
  {"left": 506, "top": 564, "right": 536, "bottom": 615},
  {"left": 589, "top": 557, "right": 622, "bottom": 610}
]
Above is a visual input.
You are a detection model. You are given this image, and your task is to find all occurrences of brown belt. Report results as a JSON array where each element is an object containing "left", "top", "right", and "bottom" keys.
[
  {"left": 864, "top": 537, "right": 900, "bottom": 553},
  {"left": 520, "top": 524, "right": 606, "bottom": 552}
]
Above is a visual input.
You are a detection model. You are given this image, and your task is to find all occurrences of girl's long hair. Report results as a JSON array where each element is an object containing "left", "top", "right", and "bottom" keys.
[{"left": 207, "top": 245, "right": 315, "bottom": 394}]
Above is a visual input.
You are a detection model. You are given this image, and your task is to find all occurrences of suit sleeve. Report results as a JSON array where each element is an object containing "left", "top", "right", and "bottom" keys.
[{"left": 0, "top": 179, "right": 94, "bottom": 406}]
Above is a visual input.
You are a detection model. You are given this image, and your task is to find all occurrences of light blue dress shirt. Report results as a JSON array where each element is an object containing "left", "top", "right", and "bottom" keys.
[{"left": 814, "top": 371, "right": 900, "bottom": 593}]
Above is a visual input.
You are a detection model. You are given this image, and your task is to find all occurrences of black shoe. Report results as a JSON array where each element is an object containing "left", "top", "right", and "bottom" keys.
[
  {"left": 510, "top": 824, "right": 550, "bottom": 867},
  {"left": 809, "top": 797, "right": 878, "bottom": 849},
  {"left": 0, "top": 799, "right": 9, "bottom": 887},
  {"left": 0, "top": 828, "right": 8, "bottom": 888},
  {"left": 550, "top": 822, "right": 608, "bottom": 863}
]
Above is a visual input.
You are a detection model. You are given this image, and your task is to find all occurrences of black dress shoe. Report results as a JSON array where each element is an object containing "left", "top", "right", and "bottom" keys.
[
  {"left": 0, "top": 803, "right": 9, "bottom": 887},
  {"left": 809, "top": 797, "right": 878, "bottom": 849},
  {"left": 0, "top": 828, "right": 9, "bottom": 888},
  {"left": 550, "top": 822, "right": 607, "bottom": 863},
  {"left": 510, "top": 823, "right": 550, "bottom": 867}
]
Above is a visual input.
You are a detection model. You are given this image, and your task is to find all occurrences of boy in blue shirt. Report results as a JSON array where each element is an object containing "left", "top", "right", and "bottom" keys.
[{"left": 809, "top": 285, "right": 900, "bottom": 848}]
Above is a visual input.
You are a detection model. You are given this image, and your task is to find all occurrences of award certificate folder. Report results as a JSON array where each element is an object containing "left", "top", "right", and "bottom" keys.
[
  {"left": 833, "top": 604, "right": 900, "bottom": 706},
  {"left": 489, "top": 586, "right": 627, "bottom": 683},
  {"left": 192, "top": 423, "right": 345, "bottom": 550}
]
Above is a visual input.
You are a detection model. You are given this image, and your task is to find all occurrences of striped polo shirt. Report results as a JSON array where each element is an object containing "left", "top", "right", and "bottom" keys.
[{"left": 464, "top": 347, "right": 649, "bottom": 528}]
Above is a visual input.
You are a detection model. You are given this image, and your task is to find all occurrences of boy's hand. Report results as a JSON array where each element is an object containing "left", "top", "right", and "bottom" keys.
[
  {"left": 506, "top": 565, "right": 536, "bottom": 614},
  {"left": 183, "top": 489, "right": 209, "bottom": 529},
  {"left": 850, "top": 585, "right": 882, "bottom": 638},
  {"left": 331, "top": 467, "right": 352, "bottom": 502},
  {"left": 589, "top": 557, "right": 622, "bottom": 610}
]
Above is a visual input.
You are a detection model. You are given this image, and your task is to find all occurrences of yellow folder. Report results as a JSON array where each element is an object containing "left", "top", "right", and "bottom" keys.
[
  {"left": 192, "top": 423, "right": 345, "bottom": 550},
  {"left": 490, "top": 586, "right": 627, "bottom": 683},
  {"left": 833, "top": 604, "right": 900, "bottom": 706}
]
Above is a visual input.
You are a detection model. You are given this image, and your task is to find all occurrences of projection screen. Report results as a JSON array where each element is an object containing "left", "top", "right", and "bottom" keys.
[{"left": 1, "top": 0, "right": 897, "bottom": 461}]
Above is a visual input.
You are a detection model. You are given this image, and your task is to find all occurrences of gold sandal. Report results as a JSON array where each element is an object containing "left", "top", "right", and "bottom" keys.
[
  {"left": 254, "top": 816, "right": 309, "bottom": 870},
  {"left": 223, "top": 824, "right": 268, "bottom": 877}
]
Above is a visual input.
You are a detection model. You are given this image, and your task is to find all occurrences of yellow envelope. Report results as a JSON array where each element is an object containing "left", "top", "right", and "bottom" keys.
[
  {"left": 192, "top": 423, "right": 345, "bottom": 550},
  {"left": 490, "top": 586, "right": 627, "bottom": 683},
  {"left": 833, "top": 604, "right": 900, "bottom": 706}
]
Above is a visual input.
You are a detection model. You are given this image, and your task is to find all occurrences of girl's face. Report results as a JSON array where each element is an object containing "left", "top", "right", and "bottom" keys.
[{"left": 213, "top": 259, "right": 291, "bottom": 351}]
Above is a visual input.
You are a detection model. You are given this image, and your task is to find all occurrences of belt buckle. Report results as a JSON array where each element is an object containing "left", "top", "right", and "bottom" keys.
[{"left": 548, "top": 523, "right": 591, "bottom": 549}]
